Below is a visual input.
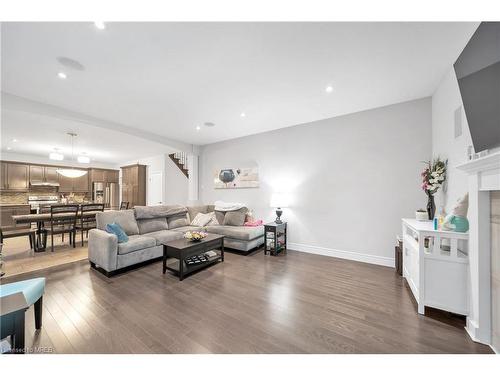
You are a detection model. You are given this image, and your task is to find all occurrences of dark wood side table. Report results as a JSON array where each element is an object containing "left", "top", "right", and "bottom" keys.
[
  {"left": 162, "top": 233, "right": 224, "bottom": 280},
  {"left": 264, "top": 222, "right": 287, "bottom": 256}
]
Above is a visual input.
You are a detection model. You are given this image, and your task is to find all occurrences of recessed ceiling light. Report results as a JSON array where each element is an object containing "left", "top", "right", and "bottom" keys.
[
  {"left": 94, "top": 21, "right": 106, "bottom": 30},
  {"left": 7, "top": 147, "right": 12, "bottom": 151},
  {"left": 58, "top": 72, "right": 67, "bottom": 80},
  {"left": 325, "top": 85, "right": 333, "bottom": 93},
  {"left": 49, "top": 151, "right": 64, "bottom": 161},
  {"left": 77, "top": 155, "right": 90, "bottom": 164},
  {"left": 196, "top": 126, "right": 201, "bottom": 131},
  {"left": 240, "top": 112, "right": 246, "bottom": 118},
  {"left": 12, "top": 138, "right": 17, "bottom": 142},
  {"left": 204, "top": 122, "right": 215, "bottom": 127},
  {"left": 57, "top": 56, "right": 85, "bottom": 71}
]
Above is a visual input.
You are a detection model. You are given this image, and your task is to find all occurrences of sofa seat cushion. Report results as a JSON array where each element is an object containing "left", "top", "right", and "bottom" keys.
[
  {"left": 171, "top": 225, "right": 204, "bottom": 233},
  {"left": 205, "top": 225, "right": 264, "bottom": 241},
  {"left": 97, "top": 209, "right": 140, "bottom": 235},
  {"left": 117, "top": 235, "right": 157, "bottom": 255},
  {"left": 146, "top": 230, "right": 184, "bottom": 246}
]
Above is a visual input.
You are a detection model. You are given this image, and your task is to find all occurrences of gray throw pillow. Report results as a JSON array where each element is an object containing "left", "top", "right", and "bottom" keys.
[{"left": 222, "top": 208, "right": 248, "bottom": 226}]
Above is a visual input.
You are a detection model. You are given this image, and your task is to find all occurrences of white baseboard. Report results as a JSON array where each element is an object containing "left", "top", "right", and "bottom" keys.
[{"left": 288, "top": 242, "right": 394, "bottom": 268}]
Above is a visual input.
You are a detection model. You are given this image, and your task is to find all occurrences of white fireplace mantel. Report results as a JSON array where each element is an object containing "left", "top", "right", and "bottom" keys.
[{"left": 457, "top": 150, "right": 500, "bottom": 345}]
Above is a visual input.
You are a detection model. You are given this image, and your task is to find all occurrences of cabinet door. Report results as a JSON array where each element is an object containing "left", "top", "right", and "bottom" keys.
[
  {"left": 7, "top": 163, "right": 29, "bottom": 190},
  {"left": 29, "top": 165, "right": 45, "bottom": 183},
  {"left": 90, "top": 169, "right": 105, "bottom": 182},
  {"left": 45, "top": 167, "right": 59, "bottom": 184},
  {"left": 58, "top": 174, "right": 73, "bottom": 192},
  {"left": 106, "top": 170, "right": 119, "bottom": 183},
  {"left": 72, "top": 172, "right": 89, "bottom": 192},
  {"left": 1, "top": 162, "right": 7, "bottom": 189}
]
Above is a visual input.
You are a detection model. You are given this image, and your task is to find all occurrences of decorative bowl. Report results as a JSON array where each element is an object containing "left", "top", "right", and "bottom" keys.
[
  {"left": 184, "top": 231, "right": 207, "bottom": 242},
  {"left": 415, "top": 210, "right": 428, "bottom": 221}
]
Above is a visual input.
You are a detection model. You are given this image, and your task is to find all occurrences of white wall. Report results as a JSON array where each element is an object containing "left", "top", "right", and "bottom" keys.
[
  {"left": 199, "top": 98, "right": 432, "bottom": 266},
  {"left": 432, "top": 68, "right": 474, "bottom": 214},
  {"left": 432, "top": 68, "right": 500, "bottom": 214},
  {"left": 163, "top": 154, "right": 189, "bottom": 205}
]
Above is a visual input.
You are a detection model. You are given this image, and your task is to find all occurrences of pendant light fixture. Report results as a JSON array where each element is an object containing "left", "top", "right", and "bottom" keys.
[{"left": 56, "top": 132, "right": 88, "bottom": 178}]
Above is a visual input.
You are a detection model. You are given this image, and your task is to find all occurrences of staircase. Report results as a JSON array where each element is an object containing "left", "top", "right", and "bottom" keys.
[{"left": 169, "top": 152, "right": 189, "bottom": 178}]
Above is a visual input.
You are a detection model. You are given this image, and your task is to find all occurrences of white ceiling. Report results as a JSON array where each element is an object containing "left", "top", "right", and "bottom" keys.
[
  {"left": 1, "top": 22, "right": 478, "bottom": 147},
  {"left": 0, "top": 107, "right": 177, "bottom": 165}
]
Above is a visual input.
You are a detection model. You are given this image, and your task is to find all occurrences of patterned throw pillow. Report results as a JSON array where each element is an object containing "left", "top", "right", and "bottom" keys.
[
  {"left": 206, "top": 212, "right": 219, "bottom": 226},
  {"left": 191, "top": 212, "right": 214, "bottom": 227}
]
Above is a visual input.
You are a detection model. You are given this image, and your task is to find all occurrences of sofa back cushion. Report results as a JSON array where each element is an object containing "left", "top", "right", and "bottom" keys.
[
  {"left": 96, "top": 209, "right": 139, "bottom": 235},
  {"left": 222, "top": 207, "right": 248, "bottom": 226},
  {"left": 187, "top": 205, "right": 209, "bottom": 222},
  {"left": 167, "top": 213, "right": 190, "bottom": 229},
  {"left": 215, "top": 211, "right": 226, "bottom": 226},
  {"left": 137, "top": 217, "right": 168, "bottom": 234}
]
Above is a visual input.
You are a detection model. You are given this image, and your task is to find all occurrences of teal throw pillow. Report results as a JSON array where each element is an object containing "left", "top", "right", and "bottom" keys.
[{"left": 105, "top": 223, "right": 129, "bottom": 243}]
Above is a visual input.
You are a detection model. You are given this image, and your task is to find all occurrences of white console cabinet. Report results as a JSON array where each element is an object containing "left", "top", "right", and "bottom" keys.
[{"left": 402, "top": 219, "right": 469, "bottom": 315}]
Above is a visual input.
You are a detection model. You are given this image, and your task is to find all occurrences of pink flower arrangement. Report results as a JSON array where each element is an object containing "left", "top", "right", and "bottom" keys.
[{"left": 421, "top": 158, "right": 447, "bottom": 196}]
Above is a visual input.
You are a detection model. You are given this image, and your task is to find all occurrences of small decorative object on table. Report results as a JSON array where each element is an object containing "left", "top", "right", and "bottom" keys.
[
  {"left": 184, "top": 231, "right": 207, "bottom": 242},
  {"left": 264, "top": 222, "right": 287, "bottom": 256},
  {"left": 415, "top": 209, "right": 428, "bottom": 221},
  {"left": 442, "top": 193, "right": 469, "bottom": 233},
  {"left": 421, "top": 157, "right": 447, "bottom": 220}
]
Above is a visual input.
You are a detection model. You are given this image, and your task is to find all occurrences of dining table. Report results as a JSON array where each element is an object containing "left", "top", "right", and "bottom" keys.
[{"left": 12, "top": 210, "right": 103, "bottom": 252}]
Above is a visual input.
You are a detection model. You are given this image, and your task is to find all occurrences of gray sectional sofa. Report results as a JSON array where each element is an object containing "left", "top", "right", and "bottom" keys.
[{"left": 88, "top": 204, "right": 264, "bottom": 276}]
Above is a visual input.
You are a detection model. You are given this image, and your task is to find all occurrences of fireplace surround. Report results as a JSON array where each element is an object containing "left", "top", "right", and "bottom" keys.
[{"left": 457, "top": 151, "right": 500, "bottom": 351}]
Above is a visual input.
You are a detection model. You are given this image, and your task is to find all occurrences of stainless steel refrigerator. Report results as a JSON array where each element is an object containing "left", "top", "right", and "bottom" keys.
[{"left": 93, "top": 182, "right": 119, "bottom": 209}]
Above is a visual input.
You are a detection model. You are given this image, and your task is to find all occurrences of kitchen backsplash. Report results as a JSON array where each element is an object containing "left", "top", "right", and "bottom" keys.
[
  {"left": 0, "top": 192, "right": 28, "bottom": 204},
  {"left": 0, "top": 190, "right": 90, "bottom": 204}
]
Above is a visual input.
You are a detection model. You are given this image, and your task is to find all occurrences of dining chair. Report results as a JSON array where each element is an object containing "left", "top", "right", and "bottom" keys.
[
  {"left": 75, "top": 203, "right": 104, "bottom": 246},
  {"left": 46, "top": 205, "right": 79, "bottom": 252},
  {"left": 120, "top": 201, "right": 129, "bottom": 210}
]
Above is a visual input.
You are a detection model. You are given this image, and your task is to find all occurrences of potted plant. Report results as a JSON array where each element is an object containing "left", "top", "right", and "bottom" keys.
[{"left": 421, "top": 158, "right": 447, "bottom": 220}]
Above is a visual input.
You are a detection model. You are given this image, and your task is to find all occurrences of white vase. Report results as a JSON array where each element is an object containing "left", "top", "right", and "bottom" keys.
[{"left": 415, "top": 211, "right": 428, "bottom": 221}]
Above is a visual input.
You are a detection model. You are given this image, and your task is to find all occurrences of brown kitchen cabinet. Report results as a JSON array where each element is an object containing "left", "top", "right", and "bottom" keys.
[
  {"left": 89, "top": 168, "right": 119, "bottom": 184},
  {"left": 0, "top": 204, "right": 31, "bottom": 230},
  {"left": 1, "top": 162, "right": 7, "bottom": 189},
  {"left": 29, "top": 165, "right": 59, "bottom": 185},
  {"left": 0, "top": 162, "right": 29, "bottom": 191},
  {"left": 105, "top": 170, "right": 119, "bottom": 183},
  {"left": 72, "top": 171, "right": 90, "bottom": 192},
  {"left": 45, "top": 167, "right": 59, "bottom": 184},
  {"left": 121, "top": 164, "right": 146, "bottom": 208},
  {"left": 58, "top": 173, "right": 73, "bottom": 192},
  {"left": 89, "top": 168, "right": 105, "bottom": 182}
]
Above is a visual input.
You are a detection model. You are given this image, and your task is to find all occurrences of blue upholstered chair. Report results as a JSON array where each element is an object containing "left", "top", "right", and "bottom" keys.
[{"left": 0, "top": 277, "right": 45, "bottom": 353}]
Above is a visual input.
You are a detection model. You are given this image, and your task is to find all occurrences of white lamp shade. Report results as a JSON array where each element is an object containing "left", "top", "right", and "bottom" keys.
[
  {"left": 270, "top": 193, "right": 290, "bottom": 208},
  {"left": 56, "top": 168, "right": 88, "bottom": 178}
]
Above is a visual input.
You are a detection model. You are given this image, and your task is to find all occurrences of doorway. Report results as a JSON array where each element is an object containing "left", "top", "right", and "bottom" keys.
[{"left": 148, "top": 171, "right": 163, "bottom": 206}]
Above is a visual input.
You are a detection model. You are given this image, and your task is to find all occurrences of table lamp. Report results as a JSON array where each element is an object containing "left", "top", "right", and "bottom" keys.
[{"left": 270, "top": 193, "right": 289, "bottom": 224}]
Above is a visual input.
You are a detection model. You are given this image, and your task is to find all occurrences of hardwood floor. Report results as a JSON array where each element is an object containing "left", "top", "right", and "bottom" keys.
[{"left": 1, "top": 249, "right": 493, "bottom": 354}]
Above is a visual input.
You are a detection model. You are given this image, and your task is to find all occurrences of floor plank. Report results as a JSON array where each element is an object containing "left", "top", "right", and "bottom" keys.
[{"left": 1, "top": 249, "right": 493, "bottom": 354}]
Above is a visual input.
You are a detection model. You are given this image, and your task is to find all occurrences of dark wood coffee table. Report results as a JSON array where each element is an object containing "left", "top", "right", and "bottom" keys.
[{"left": 162, "top": 233, "right": 224, "bottom": 280}]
